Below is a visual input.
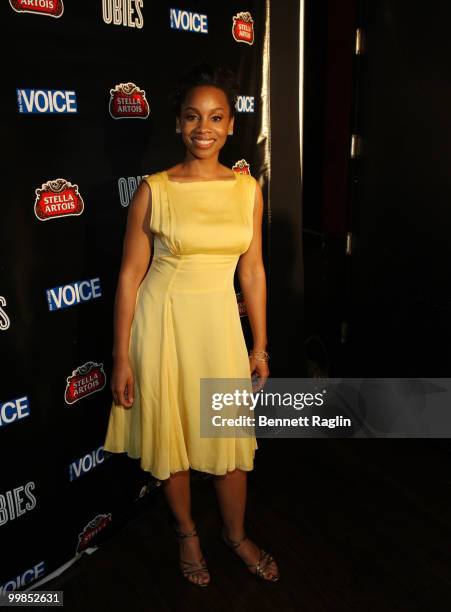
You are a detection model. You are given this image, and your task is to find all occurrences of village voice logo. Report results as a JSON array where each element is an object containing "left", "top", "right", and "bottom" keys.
[
  {"left": 17, "top": 89, "right": 77, "bottom": 114},
  {"left": 236, "top": 95, "right": 255, "bottom": 113},
  {"left": 46, "top": 277, "right": 102, "bottom": 311},
  {"left": 109, "top": 83, "right": 149, "bottom": 119},
  {"left": 65, "top": 361, "right": 107, "bottom": 404},
  {"left": 9, "top": 0, "right": 64, "bottom": 18},
  {"left": 34, "top": 178, "right": 84, "bottom": 221},
  {"left": 0, "top": 396, "right": 30, "bottom": 428},
  {"left": 169, "top": 8, "right": 208, "bottom": 33},
  {"left": 0, "top": 561, "right": 45, "bottom": 594},
  {"left": 232, "top": 12, "right": 254, "bottom": 45},
  {"left": 69, "top": 446, "right": 107, "bottom": 481}
]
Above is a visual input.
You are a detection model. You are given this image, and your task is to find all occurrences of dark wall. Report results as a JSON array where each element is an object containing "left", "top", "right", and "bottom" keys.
[
  {"left": 302, "top": 0, "right": 357, "bottom": 376},
  {"left": 269, "top": 0, "right": 305, "bottom": 376},
  {"left": 348, "top": 0, "right": 451, "bottom": 376}
]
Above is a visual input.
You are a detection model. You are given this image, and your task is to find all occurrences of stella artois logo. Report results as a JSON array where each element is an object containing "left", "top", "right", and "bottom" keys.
[
  {"left": 232, "top": 12, "right": 254, "bottom": 45},
  {"left": 236, "top": 291, "right": 248, "bottom": 317},
  {"left": 34, "top": 179, "right": 84, "bottom": 221},
  {"left": 65, "top": 361, "right": 107, "bottom": 405},
  {"left": 9, "top": 0, "right": 64, "bottom": 18},
  {"left": 76, "top": 513, "right": 112, "bottom": 554},
  {"left": 109, "top": 82, "right": 150, "bottom": 119},
  {"left": 232, "top": 159, "right": 251, "bottom": 175}
]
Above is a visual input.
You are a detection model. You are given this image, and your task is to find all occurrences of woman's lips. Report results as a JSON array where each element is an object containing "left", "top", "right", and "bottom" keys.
[{"left": 192, "top": 136, "right": 215, "bottom": 149}]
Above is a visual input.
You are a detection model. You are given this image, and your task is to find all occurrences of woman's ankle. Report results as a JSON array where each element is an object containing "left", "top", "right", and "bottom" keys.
[
  {"left": 223, "top": 524, "right": 246, "bottom": 541},
  {"left": 175, "top": 518, "right": 196, "bottom": 532}
]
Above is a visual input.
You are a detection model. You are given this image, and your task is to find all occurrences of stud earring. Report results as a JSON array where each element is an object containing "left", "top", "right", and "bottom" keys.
[
  {"left": 228, "top": 130, "right": 233, "bottom": 136},
  {"left": 176, "top": 126, "right": 181, "bottom": 134}
]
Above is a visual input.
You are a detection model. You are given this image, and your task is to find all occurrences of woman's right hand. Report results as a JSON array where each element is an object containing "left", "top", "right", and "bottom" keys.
[{"left": 111, "top": 358, "right": 134, "bottom": 408}]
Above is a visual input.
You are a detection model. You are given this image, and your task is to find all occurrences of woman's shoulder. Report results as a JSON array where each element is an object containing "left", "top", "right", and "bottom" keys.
[
  {"left": 238, "top": 172, "right": 258, "bottom": 189},
  {"left": 242, "top": 172, "right": 257, "bottom": 183},
  {"left": 222, "top": 165, "right": 256, "bottom": 184},
  {"left": 142, "top": 170, "right": 166, "bottom": 184}
]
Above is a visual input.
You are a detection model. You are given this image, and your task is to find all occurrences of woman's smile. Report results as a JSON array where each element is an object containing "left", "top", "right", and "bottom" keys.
[{"left": 191, "top": 135, "right": 216, "bottom": 148}]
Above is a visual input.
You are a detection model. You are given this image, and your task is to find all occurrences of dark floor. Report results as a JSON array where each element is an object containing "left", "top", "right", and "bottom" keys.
[{"left": 44, "top": 438, "right": 451, "bottom": 612}]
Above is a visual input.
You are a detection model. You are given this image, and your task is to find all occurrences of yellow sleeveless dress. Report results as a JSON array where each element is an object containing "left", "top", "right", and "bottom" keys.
[{"left": 103, "top": 170, "right": 259, "bottom": 480}]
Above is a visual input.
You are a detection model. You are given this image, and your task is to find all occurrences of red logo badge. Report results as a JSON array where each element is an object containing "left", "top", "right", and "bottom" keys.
[
  {"left": 9, "top": 0, "right": 64, "bottom": 18},
  {"left": 236, "top": 291, "right": 248, "bottom": 317},
  {"left": 232, "top": 12, "right": 254, "bottom": 45},
  {"left": 76, "top": 513, "right": 112, "bottom": 554},
  {"left": 34, "top": 179, "right": 84, "bottom": 221},
  {"left": 232, "top": 159, "right": 251, "bottom": 175},
  {"left": 65, "top": 361, "right": 107, "bottom": 405},
  {"left": 109, "top": 83, "right": 150, "bottom": 119}
]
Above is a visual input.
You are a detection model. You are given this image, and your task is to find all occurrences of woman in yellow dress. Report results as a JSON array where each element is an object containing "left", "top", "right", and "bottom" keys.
[{"left": 103, "top": 64, "right": 279, "bottom": 587}]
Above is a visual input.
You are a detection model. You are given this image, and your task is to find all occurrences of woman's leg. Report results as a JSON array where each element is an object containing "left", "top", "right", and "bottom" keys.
[
  {"left": 161, "top": 470, "right": 210, "bottom": 585},
  {"left": 213, "top": 468, "right": 279, "bottom": 581},
  {"left": 161, "top": 469, "right": 195, "bottom": 531},
  {"left": 212, "top": 468, "right": 247, "bottom": 539}
]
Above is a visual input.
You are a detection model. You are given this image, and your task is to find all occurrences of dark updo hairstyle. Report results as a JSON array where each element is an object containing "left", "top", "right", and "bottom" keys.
[{"left": 170, "top": 63, "right": 240, "bottom": 118}]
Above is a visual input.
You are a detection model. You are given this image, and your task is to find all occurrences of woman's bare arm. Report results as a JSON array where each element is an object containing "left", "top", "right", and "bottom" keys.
[
  {"left": 112, "top": 180, "right": 153, "bottom": 363},
  {"left": 236, "top": 180, "right": 268, "bottom": 352}
]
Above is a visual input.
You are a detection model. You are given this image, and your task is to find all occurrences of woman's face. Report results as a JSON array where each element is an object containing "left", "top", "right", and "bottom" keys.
[{"left": 176, "top": 85, "right": 234, "bottom": 160}]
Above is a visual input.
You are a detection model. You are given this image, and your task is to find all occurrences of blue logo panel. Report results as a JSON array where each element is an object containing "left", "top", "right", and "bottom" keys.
[
  {"left": 17, "top": 89, "right": 78, "bottom": 114},
  {"left": 46, "top": 278, "right": 102, "bottom": 311},
  {"left": 169, "top": 8, "right": 208, "bottom": 33}
]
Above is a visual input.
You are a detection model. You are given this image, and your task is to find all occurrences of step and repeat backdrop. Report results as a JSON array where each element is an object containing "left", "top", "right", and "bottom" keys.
[{"left": 1, "top": 0, "right": 271, "bottom": 593}]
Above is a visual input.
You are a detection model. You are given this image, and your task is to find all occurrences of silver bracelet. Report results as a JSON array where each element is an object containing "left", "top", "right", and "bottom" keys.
[{"left": 249, "top": 349, "right": 269, "bottom": 362}]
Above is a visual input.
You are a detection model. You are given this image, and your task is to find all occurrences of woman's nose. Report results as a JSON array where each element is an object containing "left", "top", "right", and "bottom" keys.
[{"left": 198, "top": 118, "right": 209, "bottom": 131}]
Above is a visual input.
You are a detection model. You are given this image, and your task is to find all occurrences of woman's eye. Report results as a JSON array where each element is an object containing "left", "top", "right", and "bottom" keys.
[
  {"left": 186, "top": 114, "right": 198, "bottom": 120},
  {"left": 212, "top": 116, "right": 222, "bottom": 122}
]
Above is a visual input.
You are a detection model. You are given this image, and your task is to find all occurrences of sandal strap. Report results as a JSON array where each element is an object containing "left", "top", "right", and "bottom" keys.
[
  {"left": 247, "top": 549, "right": 276, "bottom": 577},
  {"left": 222, "top": 526, "right": 279, "bottom": 581},
  {"left": 180, "top": 560, "right": 209, "bottom": 576},
  {"left": 174, "top": 526, "right": 198, "bottom": 539},
  {"left": 174, "top": 524, "right": 210, "bottom": 585},
  {"left": 182, "top": 568, "right": 209, "bottom": 577}
]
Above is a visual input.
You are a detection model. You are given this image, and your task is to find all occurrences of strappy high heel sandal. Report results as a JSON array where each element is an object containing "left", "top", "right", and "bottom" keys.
[
  {"left": 174, "top": 525, "right": 210, "bottom": 587},
  {"left": 221, "top": 526, "right": 280, "bottom": 582}
]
